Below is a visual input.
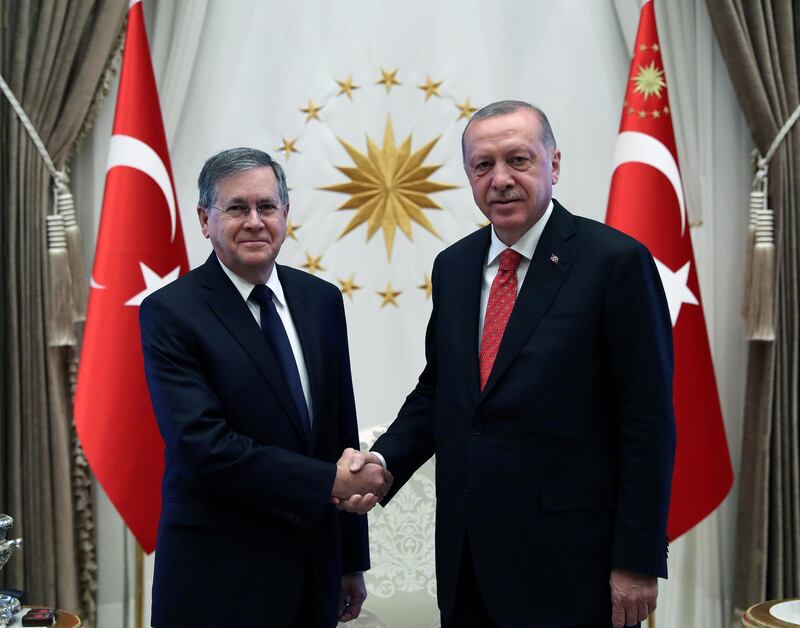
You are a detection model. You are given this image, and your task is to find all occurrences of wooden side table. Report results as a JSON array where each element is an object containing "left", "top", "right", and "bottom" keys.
[{"left": 9, "top": 608, "right": 81, "bottom": 627}]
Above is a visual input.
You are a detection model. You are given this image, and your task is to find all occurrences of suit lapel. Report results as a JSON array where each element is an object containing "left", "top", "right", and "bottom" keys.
[
  {"left": 455, "top": 228, "right": 491, "bottom": 407},
  {"left": 200, "top": 255, "right": 310, "bottom": 446},
  {"left": 277, "top": 265, "right": 320, "bottom": 452},
  {"left": 480, "top": 201, "right": 578, "bottom": 400}
]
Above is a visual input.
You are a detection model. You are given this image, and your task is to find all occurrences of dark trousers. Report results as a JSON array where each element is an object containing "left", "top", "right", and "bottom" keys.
[{"left": 441, "top": 542, "right": 641, "bottom": 628}]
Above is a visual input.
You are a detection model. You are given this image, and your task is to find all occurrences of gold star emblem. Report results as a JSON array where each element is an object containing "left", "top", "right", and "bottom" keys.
[
  {"left": 277, "top": 138, "right": 299, "bottom": 158},
  {"left": 336, "top": 75, "right": 360, "bottom": 100},
  {"left": 628, "top": 107, "right": 636, "bottom": 115},
  {"left": 378, "top": 282, "right": 402, "bottom": 307},
  {"left": 456, "top": 97, "right": 478, "bottom": 120},
  {"left": 638, "top": 110, "right": 647, "bottom": 119},
  {"left": 632, "top": 61, "right": 666, "bottom": 100},
  {"left": 417, "top": 274, "right": 432, "bottom": 299},
  {"left": 651, "top": 109, "right": 661, "bottom": 119},
  {"left": 639, "top": 44, "right": 648, "bottom": 52},
  {"left": 663, "top": 106, "right": 670, "bottom": 115},
  {"left": 652, "top": 43, "right": 660, "bottom": 52},
  {"left": 302, "top": 253, "right": 325, "bottom": 274},
  {"left": 338, "top": 275, "right": 362, "bottom": 300},
  {"left": 300, "top": 100, "right": 323, "bottom": 123},
  {"left": 321, "top": 116, "right": 457, "bottom": 259},
  {"left": 418, "top": 75, "right": 443, "bottom": 100},
  {"left": 377, "top": 67, "right": 401, "bottom": 93},
  {"left": 286, "top": 219, "right": 301, "bottom": 240}
]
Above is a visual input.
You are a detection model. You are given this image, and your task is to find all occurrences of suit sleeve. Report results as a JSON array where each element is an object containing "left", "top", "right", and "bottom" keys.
[
  {"left": 604, "top": 243, "right": 676, "bottom": 578},
  {"left": 139, "top": 293, "right": 336, "bottom": 524},
  {"left": 371, "top": 257, "right": 440, "bottom": 501},
  {"left": 331, "top": 290, "right": 371, "bottom": 573}
]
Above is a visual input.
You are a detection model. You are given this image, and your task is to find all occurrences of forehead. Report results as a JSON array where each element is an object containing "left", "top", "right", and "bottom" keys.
[
  {"left": 216, "top": 166, "right": 279, "bottom": 201},
  {"left": 464, "top": 110, "right": 543, "bottom": 157}
]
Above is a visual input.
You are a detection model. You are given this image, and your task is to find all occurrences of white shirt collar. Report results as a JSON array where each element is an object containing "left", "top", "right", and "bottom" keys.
[
  {"left": 216, "top": 255, "right": 287, "bottom": 307},
  {"left": 486, "top": 199, "right": 554, "bottom": 267}
]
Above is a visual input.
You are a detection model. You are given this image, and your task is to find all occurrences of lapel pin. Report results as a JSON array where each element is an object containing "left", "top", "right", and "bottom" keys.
[{"left": 550, "top": 253, "right": 559, "bottom": 265}]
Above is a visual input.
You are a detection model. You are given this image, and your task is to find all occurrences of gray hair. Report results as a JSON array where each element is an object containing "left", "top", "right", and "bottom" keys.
[
  {"left": 461, "top": 100, "right": 557, "bottom": 160},
  {"left": 198, "top": 147, "right": 289, "bottom": 209}
]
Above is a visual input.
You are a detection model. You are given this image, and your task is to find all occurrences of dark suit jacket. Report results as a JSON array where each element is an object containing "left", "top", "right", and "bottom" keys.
[
  {"left": 373, "top": 200, "right": 675, "bottom": 626},
  {"left": 140, "top": 254, "right": 368, "bottom": 628}
]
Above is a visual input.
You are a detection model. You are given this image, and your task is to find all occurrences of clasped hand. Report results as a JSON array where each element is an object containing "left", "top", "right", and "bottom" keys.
[{"left": 330, "top": 448, "right": 392, "bottom": 514}]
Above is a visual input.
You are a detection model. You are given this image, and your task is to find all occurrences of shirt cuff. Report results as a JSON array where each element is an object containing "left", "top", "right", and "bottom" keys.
[{"left": 370, "top": 450, "right": 387, "bottom": 469}]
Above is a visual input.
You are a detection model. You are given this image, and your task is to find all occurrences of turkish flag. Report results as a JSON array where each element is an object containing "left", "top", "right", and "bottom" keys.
[
  {"left": 605, "top": 0, "right": 733, "bottom": 540},
  {"left": 74, "top": 0, "right": 189, "bottom": 553}
]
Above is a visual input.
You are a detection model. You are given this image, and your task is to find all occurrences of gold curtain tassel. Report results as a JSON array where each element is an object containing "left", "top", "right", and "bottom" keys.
[
  {"left": 55, "top": 172, "right": 88, "bottom": 322},
  {"left": 46, "top": 214, "right": 77, "bottom": 347}
]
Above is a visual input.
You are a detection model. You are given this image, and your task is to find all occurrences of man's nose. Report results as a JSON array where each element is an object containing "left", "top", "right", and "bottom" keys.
[
  {"left": 491, "top": 164, "right": 515, "bottom": 189},
  {"left": 242, "top": 207, "right": 264, "bottom": 228}
]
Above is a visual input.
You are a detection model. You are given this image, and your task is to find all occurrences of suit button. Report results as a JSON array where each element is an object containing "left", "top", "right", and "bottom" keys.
[{"left": 472, "top": 425, "right": 482, "bottom": 435}]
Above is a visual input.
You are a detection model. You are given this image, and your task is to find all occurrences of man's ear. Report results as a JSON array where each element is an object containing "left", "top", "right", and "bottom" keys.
[
  {"left": 551, "top": 148, "right": 561, "bottom": 185},
  {"left": 197, "top": 206, "right": 210, "bottom": 238}
]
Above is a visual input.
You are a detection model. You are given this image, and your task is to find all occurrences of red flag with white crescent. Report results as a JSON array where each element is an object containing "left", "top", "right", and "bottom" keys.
[
  {"left": 74, "top": 0, "right": 189, "bottom": 553},
  {"left": 605, "top": 0, "right": 733, "bottom": 540}
]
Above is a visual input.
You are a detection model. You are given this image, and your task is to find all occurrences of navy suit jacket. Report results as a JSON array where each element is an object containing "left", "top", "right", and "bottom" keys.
[
  {"left": 140, "top": 254, "right": 368, "bottom": 628},
  {"left": 373, "top": 200, "right": 675, "bottom": 626}
]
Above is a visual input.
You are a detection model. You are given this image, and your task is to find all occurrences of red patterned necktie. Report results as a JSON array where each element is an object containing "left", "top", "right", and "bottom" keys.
[{"left": 479, "top": 248, "right": 523, "bottom": 390}]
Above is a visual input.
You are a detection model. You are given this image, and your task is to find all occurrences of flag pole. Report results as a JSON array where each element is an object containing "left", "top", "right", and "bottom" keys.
[
  {"left": 648, "top": 612, "right": 655, "bottom": 628},
  {"left": 135, "top": 543, "right": 144, "bottom": 628}
]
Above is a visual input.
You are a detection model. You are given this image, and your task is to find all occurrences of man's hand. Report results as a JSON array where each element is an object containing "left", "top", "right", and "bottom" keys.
[
  {"left": 331, "top": 448, "right": 393, "bottom": 508},
  {"left": 610, "top": 568, "right": 658, "bottom": 628},
  {"left": 339, "top": 571, "right": 367, "bottom": 622}
]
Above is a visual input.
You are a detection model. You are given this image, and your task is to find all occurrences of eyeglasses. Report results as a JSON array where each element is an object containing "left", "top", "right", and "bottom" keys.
[{"left": 208, "top": 202, "right": 283, "bottom": 219}]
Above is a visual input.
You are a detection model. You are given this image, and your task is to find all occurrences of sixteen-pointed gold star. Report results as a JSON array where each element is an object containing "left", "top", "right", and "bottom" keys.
[
  {"left": 277, "top": 138, "right": 299, "bottom": 158},
  {"left": 302, "top": 253, "right": 325, "bottom": 274},
  {"left": 456, "top": 97, "right": 478, "bottom": 120},
  {"left": 300, "top": 100, "right": 323, "bottom": 123},
  {"left": 378, "top": 282, "right": 402, "bottom": 307},
  {"left": 632, "top": 61, "right": 666, "bottom": 100},
  {"left": 377, "top": 68, "right": 401, "bottom": 93},
  {"left": 417, "top": 274, "right": 432, "bottom": 299},
  {"left": 651, "top": 110, "right": 661, "bottom": 119},
  {"left": 286, "top": 219, "right": 301, "bottom": 240},
  {"left": 418, "top": 75, "right": 443, "bottom": 100},
  {"left": 321, "top": 116, "right": 457, "bottom": 259},
  {"left": 652, "top": 43, "right": 660, "bottom": 52},
  {"left": 338, "top": 275, "right": 362, "bottom": 299},
  {"left": 336, "top": 75, "right": 360, "bottom": 99}
]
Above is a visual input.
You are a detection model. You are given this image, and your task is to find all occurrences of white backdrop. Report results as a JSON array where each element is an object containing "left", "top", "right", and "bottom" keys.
[{"left": 70, "top": 1, "right": 752, "bottom": 626}]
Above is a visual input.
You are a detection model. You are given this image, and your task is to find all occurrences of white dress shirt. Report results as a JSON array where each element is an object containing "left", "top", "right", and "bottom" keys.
[
  {"left": 217, "top": 257, "right": 314, "bottom": 424},
  {"left": 478, "top": 200, "right": 554, "bottom": 345}
]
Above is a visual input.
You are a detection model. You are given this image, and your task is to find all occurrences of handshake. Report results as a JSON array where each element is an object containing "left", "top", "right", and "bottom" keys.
[{"left": 330, "top": 448, "right": 393, "bottom": 515}]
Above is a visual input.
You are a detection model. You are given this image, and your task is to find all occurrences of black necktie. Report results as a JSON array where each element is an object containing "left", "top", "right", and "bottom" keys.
[{"left": 250, "top": 284, "right": 311, "bottom": 436}]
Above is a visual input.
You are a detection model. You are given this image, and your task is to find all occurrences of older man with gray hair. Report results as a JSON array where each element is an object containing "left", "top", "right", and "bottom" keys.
[{"left": 140, "top": 147, "right": 391, "bottom": 627}]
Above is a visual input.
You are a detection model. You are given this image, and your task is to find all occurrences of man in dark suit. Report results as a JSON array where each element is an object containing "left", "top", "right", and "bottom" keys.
[
  {"left": 338, "top": 101, "right": 676, "bottom": 627},
  {"left": 140, "top": 147, "right": 391, "bottom": 627}
]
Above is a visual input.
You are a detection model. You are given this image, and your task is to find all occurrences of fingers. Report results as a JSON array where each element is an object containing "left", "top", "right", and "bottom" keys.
[
  {"left": 611, "top": 603, "right": 625, "bottom": 628},
  {"left": 609, "top": 568, "right": 658, "bottom": 627},
  {"left": 334, "top": 493, "right": 379, "bottom": 514},
  {"left": 339, "top": 573, "right": 367, "bottom": 622}
]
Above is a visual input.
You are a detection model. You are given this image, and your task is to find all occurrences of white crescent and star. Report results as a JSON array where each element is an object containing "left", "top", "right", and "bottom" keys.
[
  {"left": 653, "top": 258, "right": 698, "bottom": 327},
  {"left": 124, "top": 262, "right": 181, "bottom": 307},
  {"left": 91, "top": 134, "right": 179, "bottom": 298},
  {"left": 611, "top": 131, "right": 687, "bottom": 235}
]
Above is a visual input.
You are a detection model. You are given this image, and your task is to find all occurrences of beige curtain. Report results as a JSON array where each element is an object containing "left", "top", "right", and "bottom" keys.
[
  {"left": 704, "top": 0, "right": 800, "bottom": 621},
  {"left": 0, "top": 0, "right": 127, "bottom": 622}
]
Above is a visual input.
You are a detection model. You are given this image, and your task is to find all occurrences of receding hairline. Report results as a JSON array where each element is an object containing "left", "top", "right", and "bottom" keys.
[{"left": 461, "top": 100, "right": 556, "bottom": 161}]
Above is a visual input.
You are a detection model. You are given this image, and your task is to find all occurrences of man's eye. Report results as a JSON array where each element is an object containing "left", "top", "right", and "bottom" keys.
[
  {"left": 225, "top": 205, "right": 247, "bottom": 216},
  {"left": 473, "top": 162, "right": 490, "bottom": 173},
  {"left": 257, "top": 203, "right": 277, "bottom": 215},
  {"left": 510, "top": 156, "right": 530, "bottom": 167}
]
